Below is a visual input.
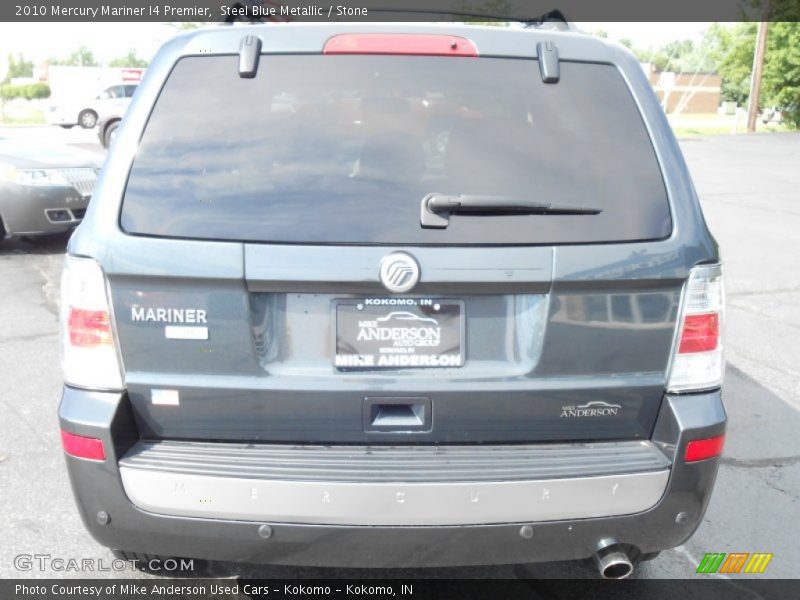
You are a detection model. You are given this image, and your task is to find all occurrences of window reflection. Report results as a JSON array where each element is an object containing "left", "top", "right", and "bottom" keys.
[{"left": 559, "top": 292, "right": 678, "bottom": 329}]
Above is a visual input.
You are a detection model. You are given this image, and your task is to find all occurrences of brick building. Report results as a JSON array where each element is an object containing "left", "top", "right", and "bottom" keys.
[{"left": 642, "top": 63, "right": 722, "bottom": 114}]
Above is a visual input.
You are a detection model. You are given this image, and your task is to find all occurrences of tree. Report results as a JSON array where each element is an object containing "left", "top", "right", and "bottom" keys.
[
  {"left": 711, "top": 22, "right": 800, "bottom": 125},
  {"left": 5, "top": 53, "right": 34, "bottom": 81},
  {"left": 656, "top": 39, "right": 696, "bottom": 71},
  {"left": 452, "top": 0, "right": 513, "bottom": 25},
  {"left": 711, "top": 23, "right": 757, "bottom": 106},
  {"left": 109, "top": 49, "right": 148, "bottom": 68},
  {"left": 51, "top": 46, "right": 99, "bottom": 67},
  {"left": 760, "top": 22, "right": 800, "bottom": 126}
]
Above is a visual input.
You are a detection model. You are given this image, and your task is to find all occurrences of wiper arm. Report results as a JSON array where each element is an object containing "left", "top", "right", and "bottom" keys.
[{"left": 420, "top": 194, "right": 602, "bottom": 228}]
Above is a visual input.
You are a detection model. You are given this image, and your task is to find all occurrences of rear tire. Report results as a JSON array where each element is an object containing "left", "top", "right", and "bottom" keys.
[
  {"left": 103, "top": 120, "right": 120, "bottom": 148},
  {"left": 78, "top": 109, "right": 98, "bottom": 129}
]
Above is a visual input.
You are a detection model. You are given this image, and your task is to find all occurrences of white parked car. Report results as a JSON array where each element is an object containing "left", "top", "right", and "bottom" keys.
[{"left": 46, "top": 84, "right": 138, "bottom": 129}]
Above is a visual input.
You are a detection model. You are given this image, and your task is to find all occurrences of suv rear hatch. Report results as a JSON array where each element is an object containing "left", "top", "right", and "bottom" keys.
[{"left": 109, "top": 40, "right": 679, "bottom": 444}]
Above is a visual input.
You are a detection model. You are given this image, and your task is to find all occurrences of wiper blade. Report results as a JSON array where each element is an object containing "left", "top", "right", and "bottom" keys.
[{"left": 420, "top": 194, "right": 602, "bottom": 228}]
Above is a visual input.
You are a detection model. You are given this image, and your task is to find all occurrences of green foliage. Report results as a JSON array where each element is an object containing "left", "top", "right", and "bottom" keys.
[
  {"left": 612, "top": 21, "right": 800, "bottom": 125},
  {"left": 109, "top": 49, "right": 148, "bottom": 68},
  {"left": 633, "top": 36, "right": 721, "bottom": 74},
  {"left": 709, "top": 22, "right": 800, "bottom": 125},
  {"left": 5, "top": 53, "right": 34, "bottom": 81},
  {"left": 0, "top": 84, "right": 18, "bottom": 101},
  {"left": 50, "top": 46, "right": 99, "bottom": 67},
  {"left": 0, "top": 82, "right": 50, "bottom": 101},
  {"left": 708, "top": 23, "right": 757, "bottom": 105},
  {"left": 452, "top": 0, "right": 513, "bottom": 25},
  {"left": 764, "top": 0, "right": 800, "bottom": 21},
  {"left": 761, "top": 22, "right": 800, "bottom": 127}
]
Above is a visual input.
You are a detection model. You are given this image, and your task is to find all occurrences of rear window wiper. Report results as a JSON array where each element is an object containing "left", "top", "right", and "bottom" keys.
[{"left": 420, "top": 194, "right": 602, "bottom": 228}]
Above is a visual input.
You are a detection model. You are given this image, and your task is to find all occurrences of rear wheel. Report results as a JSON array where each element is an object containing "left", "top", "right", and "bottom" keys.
[
  {"left": 103, "top": 120, "right": 120, "bottom": 148},
  {"left": 78, "top": 109, "right": 98, "bottom": 129}
]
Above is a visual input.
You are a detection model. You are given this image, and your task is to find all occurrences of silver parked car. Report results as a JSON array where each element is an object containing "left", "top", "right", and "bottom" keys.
[{"left": 0, "top": 138, "right": 99, "bottom": 240}]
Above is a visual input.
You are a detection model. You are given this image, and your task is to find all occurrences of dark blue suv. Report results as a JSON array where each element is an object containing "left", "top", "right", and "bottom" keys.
[{"left": 58, "top": 23, "right": 725, "bottom": 578}]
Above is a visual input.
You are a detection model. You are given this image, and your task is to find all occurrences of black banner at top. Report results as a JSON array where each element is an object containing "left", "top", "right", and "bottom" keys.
[{"left": 2, "top": 0, "right": 799, "bottom": 23}]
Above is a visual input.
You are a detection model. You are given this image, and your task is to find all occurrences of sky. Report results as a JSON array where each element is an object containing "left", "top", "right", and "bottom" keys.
[
  {"left": 0, "top": 21, "right": 714, "bottom": 66},
  {"left": 575, "top": 22, "right": 712, "bottom": 48}
]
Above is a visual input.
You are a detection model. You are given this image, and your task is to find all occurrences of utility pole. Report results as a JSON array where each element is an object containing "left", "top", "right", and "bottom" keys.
[{"left": 747, "top": 20, "right": 770, "bottom": 133}]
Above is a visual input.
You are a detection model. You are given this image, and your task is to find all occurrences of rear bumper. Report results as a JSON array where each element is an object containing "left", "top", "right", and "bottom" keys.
[
  {"left": 59, "top": 387, "right": 725, "bottom": 568},
  {"left": 118, "top": 440, "right": 670, "bottom": 526},
  {"left": 0, "top": 183, "right": 88, "bottom": 237}
]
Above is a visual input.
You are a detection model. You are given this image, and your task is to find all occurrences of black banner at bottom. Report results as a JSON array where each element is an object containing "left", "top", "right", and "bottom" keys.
[{"left": 3, "top": 579, "right": 799, "bottom": 600}]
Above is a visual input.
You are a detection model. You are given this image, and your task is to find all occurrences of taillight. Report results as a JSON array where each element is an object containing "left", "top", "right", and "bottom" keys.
[
  {"left": 678, "top": 313, "right": 719, "bottom": 354},
  {"left": 684, "top": 434, "right": 725, "bottom": 462},
  {"left": 68, "top": 308, "right": 112, "bottom": 346},
  {"left": 323, "top": 34, "right": 478, "bottom": 57},
  {"left": 61, "top": 430, "right": 106, "bottom": 461},
  {"left": 668, "top": 264, "right": 725, "bottom": 392},
  {"left": 60, "top": 256, "right": 124, "bottom": 390}
]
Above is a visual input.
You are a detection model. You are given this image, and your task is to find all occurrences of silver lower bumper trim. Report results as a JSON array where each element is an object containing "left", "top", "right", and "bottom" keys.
[{"left": 119, "top": 467, "right": 669, "bottom": 526}]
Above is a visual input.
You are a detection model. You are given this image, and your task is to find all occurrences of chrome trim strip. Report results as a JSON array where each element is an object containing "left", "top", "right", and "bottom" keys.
[
  {"left": 120, "top": 468, "right": 669, "bottom": 526},
  {"left": 57, "top": 167, "right": 97, "bottom": 197}
]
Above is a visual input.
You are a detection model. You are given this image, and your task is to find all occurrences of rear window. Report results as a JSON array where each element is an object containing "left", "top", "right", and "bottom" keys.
[{"left": 121, "top": 55, "right": 671, "bottom": 245}]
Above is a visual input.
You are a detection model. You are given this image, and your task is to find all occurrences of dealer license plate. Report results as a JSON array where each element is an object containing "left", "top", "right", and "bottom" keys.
[{"left": 335, "top": 298, "right": 464, "bottom": 370}]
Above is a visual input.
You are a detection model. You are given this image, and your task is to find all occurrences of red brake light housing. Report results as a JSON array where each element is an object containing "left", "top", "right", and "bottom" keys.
[
  {"left": 68, "top": 308, "right": 113, "bottom": 347},
  {"left": 684, "top": 434, "right": 725, "bottom": 462},
  {"left": 678, "top": 313, "right": 720, "bottom": 354},
  {"left": 61, "top": 430, "right": 106, "bottom": 461},
  {"left": 323, "top": 34, "right": 478, "bottom": 57}
]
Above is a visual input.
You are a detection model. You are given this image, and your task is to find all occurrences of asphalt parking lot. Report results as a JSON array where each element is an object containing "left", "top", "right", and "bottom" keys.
[{"left": 0, "top": 127, "right": 798, "bottom": 582}]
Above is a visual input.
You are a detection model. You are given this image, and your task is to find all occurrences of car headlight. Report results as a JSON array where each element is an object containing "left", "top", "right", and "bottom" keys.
[{"left": 3, "top": 168, "right": 69, "bottom": 186}]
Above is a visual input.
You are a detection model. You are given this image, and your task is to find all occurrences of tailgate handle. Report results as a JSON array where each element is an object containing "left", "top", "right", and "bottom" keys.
[{"left": 364, "top": 397, "right": 431, "bottom": 432}]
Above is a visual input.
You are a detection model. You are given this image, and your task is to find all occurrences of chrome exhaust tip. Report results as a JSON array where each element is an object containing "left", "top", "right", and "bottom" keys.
[{"left": 593, "top": 539, "right": 634, "bottom": 579}]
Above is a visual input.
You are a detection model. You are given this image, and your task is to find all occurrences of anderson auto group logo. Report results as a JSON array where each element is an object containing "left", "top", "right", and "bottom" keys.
[
  {"left": 357, "top": 311, "right": 441, "bottom": 344},
  {"left": 560, "top": 400, "right": 622, "bottom": 418}
]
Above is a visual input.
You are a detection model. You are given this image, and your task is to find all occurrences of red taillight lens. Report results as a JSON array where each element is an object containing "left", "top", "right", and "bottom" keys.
[
  {"left": 61, "top": 430, "right": 106, "bottom": 461},
  {"left": 678, "top": 313, "right": 720, "bottom": 354},
  {"left": 684, "top": 434, "right": 725, "bottom": 462},
  {"left": 323, "top": 34, "right": 478, "bottom": 57},
  {"left": 68, "top": 308, "right": 112, "bottom": 347}
]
